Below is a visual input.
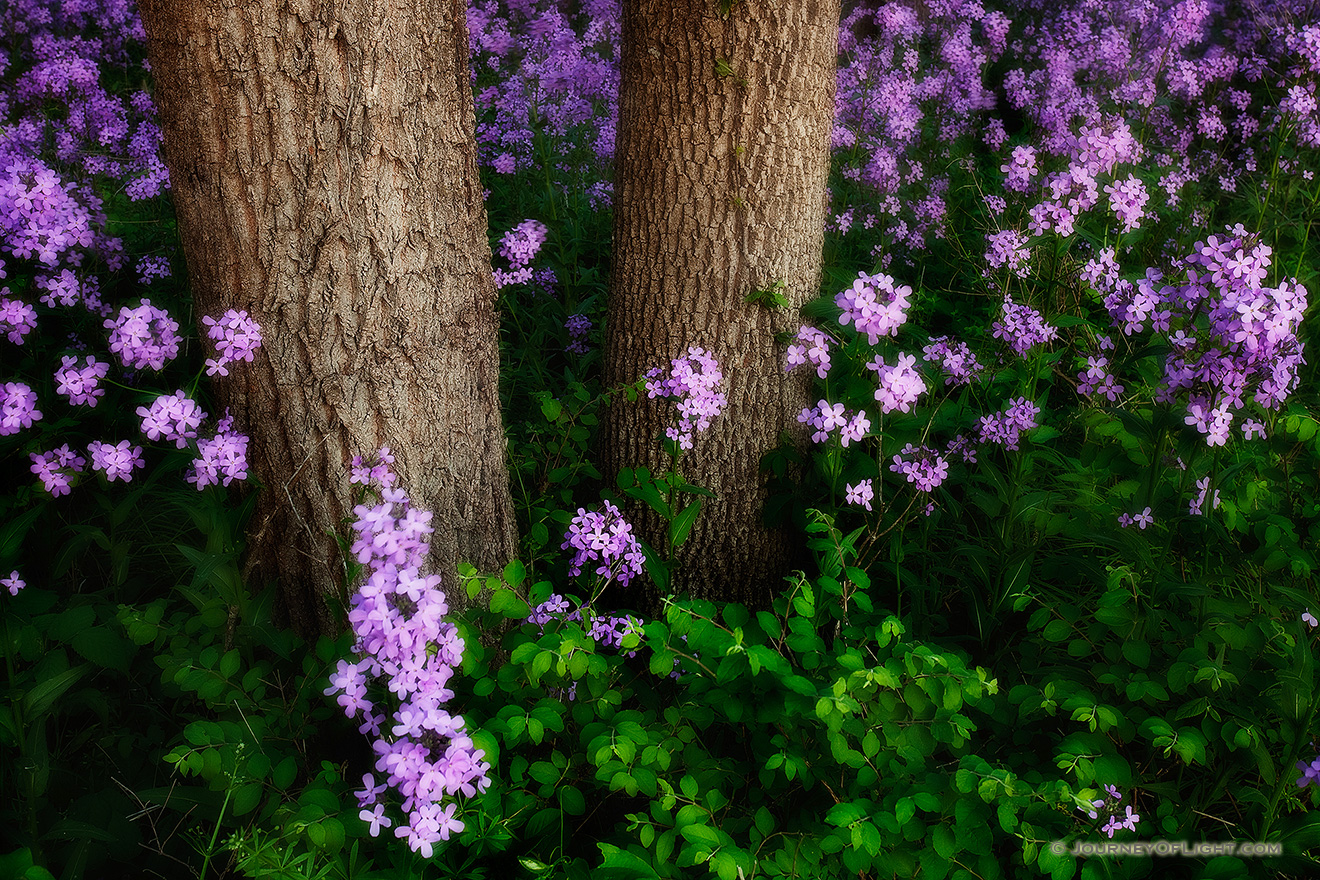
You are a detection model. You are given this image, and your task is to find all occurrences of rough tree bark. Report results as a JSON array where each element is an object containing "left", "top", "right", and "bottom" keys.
[
  {"left": 137, "top": 0, "right": 517, "bottom": 636},
  {"left": 604, "top": 0, "right": 841, "bottom": 608}
]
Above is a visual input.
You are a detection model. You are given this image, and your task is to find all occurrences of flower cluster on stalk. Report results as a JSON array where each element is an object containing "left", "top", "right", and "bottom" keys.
[
  {"left": 643, "top": 346, "right": 727, "bottom": 450},
  {"left": 324, "top": 448, "right": 488, "bottom": 857}
]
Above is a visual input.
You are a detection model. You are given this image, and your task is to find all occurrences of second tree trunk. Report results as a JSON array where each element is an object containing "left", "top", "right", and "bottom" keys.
[{"left": 605, "top": 0, "right": 841, "bottom": 608}]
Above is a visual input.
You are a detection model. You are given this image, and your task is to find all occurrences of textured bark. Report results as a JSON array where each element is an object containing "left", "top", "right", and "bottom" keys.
[
  {"left": 137, "top": 0, "right": 517, "bottom": 637},
  {"left": 604, "top": 0, "right": 840, "bottom": 608}
]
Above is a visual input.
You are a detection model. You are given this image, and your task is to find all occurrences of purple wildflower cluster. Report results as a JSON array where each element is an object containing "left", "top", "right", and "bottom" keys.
[
  {"left": 561, "top": 500, "right": 645, "bottom": 588},
  {"left": 785, "top": 325, "right": 834, "bottom": 379},
  {"left": 889, "top": 443, "right": 949, "bottom": 493},
  {"left": 1, "top": 381, "right": 41, "bottom": 435},
  {"left": 1080, "top": 784, "right": 1141, "bottom": 838},
  {"left": 527, "top": 593, "right": 644, "bottom": 652},
  {"left": 797, "top": 400, "right": 870, "bottom": 446},
  {"left": 984, "top": 229, "right": 1032, "bottom": 278},
  {"left": 324, "top": 449, "right": 488, "bottom": 857},
  {"left": 54, "top": 354, "right": 109, "bottom": 406},
  {"left": 104, "top": 299, "right": 180, "bottom": 370},
  {"left": 974, "top": 397, "right": 1041, "bottom": 451},
  {"left": 1299, "top": 752, "right": 1320, "bottom": 789},
  {"left": 14, "top": 308, "right": 260, "bottom": 495},
  {"left": 491, "top": 219, "right": 557, "bottom": 290},
  {"left": 835, "top": 271, "right": 914, "bottom": 344},
  {"left": 1118, "top": 507, "right": 1154, "bottom": 529},
  {"left": 992, "top": 296, "right": 1059, "bottom": 357},
  {"left": 565, "top": 313, "right": 591, "bottom": 354},
  {"left": 867, "top": 352, "right": 927, "bottom": 414},
  {"left": 1075, "top": 336, "right": 1125, "bottom": 402},
  {"left": 467, "top": 3, "right": 619, "bottom": 178},
  {"left": 922, "top": 336, "right": 984, "bottom": 386},
  {"left": 135, "top": 254, "right": 170, "bottom": 284},
  {"left": 643, "top": 346, "right": 727, "bottom": 450},
  {"left": 202, "top": 309, "right": 263, "bottom": 377},
  {"left": 845, "top": 479, "right": 875, "bottom": 511},
  {"left": 1093, "top": 228, "right": 1308, "bottom": 447}
]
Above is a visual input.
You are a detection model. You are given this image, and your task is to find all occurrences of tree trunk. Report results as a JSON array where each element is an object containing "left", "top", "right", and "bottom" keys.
[
  {"left": 604, "top": 0, "right": 840, "bottom": 608},
  {"left": 137, "top": 0, "right": 517, "bottom": 637}
]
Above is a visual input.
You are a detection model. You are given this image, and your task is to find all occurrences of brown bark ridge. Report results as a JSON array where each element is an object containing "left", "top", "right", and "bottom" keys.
[
  {"left": 604, "top": 0, "right": 840, "bottom": 609},
  {"left": 137, "top": 0, "right": 517, "bottom": 637}
]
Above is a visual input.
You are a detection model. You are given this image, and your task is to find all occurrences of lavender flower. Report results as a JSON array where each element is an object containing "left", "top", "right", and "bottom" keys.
[
  {"left": 104, "top": 299, "right": 180, "bottom": 370},
  {"left": 88, "top": 439, "right": 144, "bottom": 482},
  {"left": 2, "top": 570, "right": 24, "bottom": 596},
  {"left": 202, "top": 309, "right": 263, "bottom": 376},
  {"left": 0, "top": 291, "right": 37, "bottom": 344},
  {"left": 324, "top": 450, "right": 489, "bottom": 857},
  {"left": 643, "top": 346, "right": 727, "bottom": 450},
  {"left": 565, "top": 313, "right": 591, "bottom": 354},
  {"left": 868, "top": 353, "right": 927, "bottom": 413},
  {"left": 785, "top": 325, "right": 833, "bottom": 379},
  {"left": 498, "top": 219, "right": 548, "bottom": 269},
  {"left": 29, "top": 444, "right": 87, "bottom": 497},
  {"left": 561, "top": 501, "right": 645, "bottom": 587},
  {"left": 138, "top": 390, "right": 206, "bottom": 448},
  {"left": 992, "top": 297, "right": 1058, "bottom": 356},
  {"left": 889, "top": 443, "right": 949, "bottom": 492},
  {"left": 1, "top": 381, "right": 42, "bottom": 435},
  {"left": 922, "top": 336, "right": 983, "bottom": 386},
  {"left": 55, "top": 355, "right": 109, "bottom": 407},
  {"left": 835, "top": 271, "right": 913, "bottom": 344},
  {"left": 845, "top": 479, "right": 875, "bottom": 511}
]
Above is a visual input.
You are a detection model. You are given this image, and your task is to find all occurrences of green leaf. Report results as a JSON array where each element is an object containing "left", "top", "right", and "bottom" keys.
[
  {"left": 231, "top": 781, "right": 264, "bottom": 816},
  {"left": 933, "top": 824, "right": 957, "bottom": 859},
  {"left": 680, "top": 824, "right": 721, "bottom": 848},
  {"left": 668, "top": 500, "right": 703, "bottom": 550},
  {"left": 596, "top": 843, "right": 661, "bottom": 879},
  {"left": 559, "top": 786, "right": 586, "bottom": 816},
  {"left": 71, "top": 626, "right": 132, "bottom": 674},
  {"left": 272, "top": 755, "right": 297, "bottom": 790},
  {"left": 24, "top": 665, "right": 89, "bottom": 718}
]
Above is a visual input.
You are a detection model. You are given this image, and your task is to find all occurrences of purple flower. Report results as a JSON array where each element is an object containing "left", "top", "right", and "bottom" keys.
[
  {"left": 136, "top": 254, "right": 171, "bottom": 284},
  {"left": 845, "top": 479, "right": 874, "bottom": 511},
  {"left": 562, "top": 501, "right": 645, "bottom": 587},
  {"left": 202, "top": 309, "right": 263, "bottom": 376},
  {"left": 992, "top": 297, "right": 1058, "bottom": 356},
  {"left": 984, "top": 228, "right": 1032, "bottom": 277},
  {"left": 835, "top": 271, "right": 913, "bottom": 344},
  {"left": 565, "top": 313, "right": 592, "bottom": 354},
  {"left": 975, "top": 397, "right": 1040, "bottom": 451},
  {"left": 54, "top": 355, "right": 110, "bottom": 407},
  {"left": 2, "top": 570, "right": 24, "bottom": 596},
  {"left": 138, "top": 390, "right": 206, "bottom": 448},
  {"left": 29, "top": 444, "right": 87, "bottom": 497},
  {"left": 1, "top": 381, "right": 42, "bottom": 435},
  {"left": 922, "top": 336, "right": 983, "bottom": 386},
  {"left": 785, "top": 325, "right": 834, "bottom": 379},
  {"left": 498, "top": 219, "right": 548, "bottom": 269},
  {"left": 104, "top": 299, "right": 180, "bottom": 371},
  {"left": 325, "top": 450, "right": 489, "bottom": 856},
  {"left": 889, "top": 444, "right": 949, "bottom": 492},
  {"left": 644, "top": 346, "right": 727, "bottom": 450},
  {"left": 359, "top": 803, "right": 393, "bottom": 837},
  {"left": 868, "top": 353, "right": 926, "bottom": 414},
  {"left": 88, "top": 439, "right": 144, "bottom": 482},
  {"left": 1303, "top": 609, "right": 1318, "bottom": 628},
  {"left": 188, "top": 432, "right": 250, "bottom": 489},
  {"left": 0, "top": 291, "right": 37, "bottom": 344}
]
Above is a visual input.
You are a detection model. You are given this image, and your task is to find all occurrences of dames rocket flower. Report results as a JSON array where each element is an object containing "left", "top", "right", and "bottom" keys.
[{"left": 562, "top": 500, "right": 645, "bottom": 587}]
